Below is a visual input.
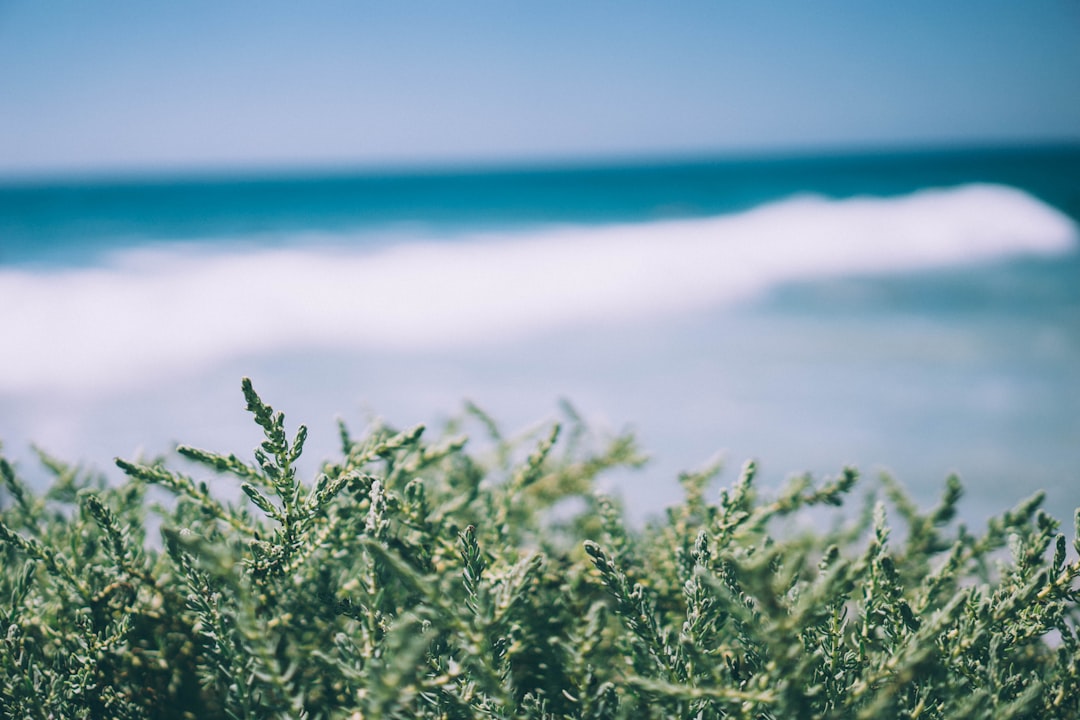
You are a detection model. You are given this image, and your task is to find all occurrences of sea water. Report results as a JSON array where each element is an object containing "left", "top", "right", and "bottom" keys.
[{"left": 1, "top": 146, "right": 1078, "bottom": 524}]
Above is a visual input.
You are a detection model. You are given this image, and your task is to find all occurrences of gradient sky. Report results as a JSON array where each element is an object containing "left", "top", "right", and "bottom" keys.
[{"left": 1, "top": 0, "right": 1078, "bottom": 177}]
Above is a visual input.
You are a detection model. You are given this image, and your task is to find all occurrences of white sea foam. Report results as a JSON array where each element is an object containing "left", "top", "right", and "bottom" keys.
[{"left": 1, "top": 183, "right": 1075, "bottom": 394}]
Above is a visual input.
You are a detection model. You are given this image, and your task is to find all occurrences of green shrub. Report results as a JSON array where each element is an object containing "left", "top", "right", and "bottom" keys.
[{"left": 2, "top": 378, "right": 1078, "bottom": 719}]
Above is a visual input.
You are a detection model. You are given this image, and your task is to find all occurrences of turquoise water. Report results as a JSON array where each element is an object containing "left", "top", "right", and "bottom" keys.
[
  {"left": 1, "top": 145, "right": 1078, "bottom": 524},
  {"left": 4, "top": 145, "right": 1079, "bottom": 265}
]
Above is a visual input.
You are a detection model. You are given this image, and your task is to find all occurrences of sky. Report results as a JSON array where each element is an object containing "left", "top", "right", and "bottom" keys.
[{"left": 1, "top": 1, "right": 1079, "bottom": 177}]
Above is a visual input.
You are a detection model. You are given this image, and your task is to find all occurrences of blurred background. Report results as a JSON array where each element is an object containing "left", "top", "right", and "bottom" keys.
[{"left": 1, "top": 1, "right": 1079, "bottom": 523}]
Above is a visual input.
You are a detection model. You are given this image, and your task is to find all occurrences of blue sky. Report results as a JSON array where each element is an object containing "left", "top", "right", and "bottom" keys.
[{"left": 1, "top": 1, "right": 1078, "bottom": 176}]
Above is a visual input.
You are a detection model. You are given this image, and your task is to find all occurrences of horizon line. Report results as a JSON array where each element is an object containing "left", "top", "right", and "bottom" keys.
[{"left": 2, "top": 137, "right": 1079, "bottom": 189}]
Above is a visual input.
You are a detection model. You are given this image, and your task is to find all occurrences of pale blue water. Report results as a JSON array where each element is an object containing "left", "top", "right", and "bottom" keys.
[{"left": 1, "top": 145, "right": 1078, "bottom": 525}]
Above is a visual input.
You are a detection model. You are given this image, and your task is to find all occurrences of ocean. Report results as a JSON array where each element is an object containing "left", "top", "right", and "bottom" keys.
[{"left": 2, "top": 145, "right": 1078, "bottom": 525}]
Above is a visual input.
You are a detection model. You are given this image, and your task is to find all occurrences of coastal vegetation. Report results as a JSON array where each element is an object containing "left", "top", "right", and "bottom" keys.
[{"left": 2, "top": 378, "right": 1078, "bottom": 719}]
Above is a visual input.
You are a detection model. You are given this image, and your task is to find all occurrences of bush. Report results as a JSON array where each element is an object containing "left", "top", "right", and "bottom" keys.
[{"left": 2, "top": 378, "right": 1078, "bottom": 719}]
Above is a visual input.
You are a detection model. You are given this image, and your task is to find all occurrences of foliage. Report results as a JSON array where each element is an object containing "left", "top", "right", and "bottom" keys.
[{"left": 2, "top": 378, "right": 1079, "bottom": 719}]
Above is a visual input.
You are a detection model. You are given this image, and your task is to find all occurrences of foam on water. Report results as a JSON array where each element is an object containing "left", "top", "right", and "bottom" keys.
[{"left": 2, "top": 183, "right": 1075, "bottom": 394}]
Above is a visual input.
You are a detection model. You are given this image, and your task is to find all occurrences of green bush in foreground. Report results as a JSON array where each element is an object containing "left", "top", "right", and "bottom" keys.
[{"left": 2, "top": 379, "right": 1079, "bottom": 720}]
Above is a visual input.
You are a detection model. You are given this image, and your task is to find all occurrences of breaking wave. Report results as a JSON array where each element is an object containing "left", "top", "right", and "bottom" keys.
[{"left": 1, "top": 183, "right": 1075, "bottom": 393}]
